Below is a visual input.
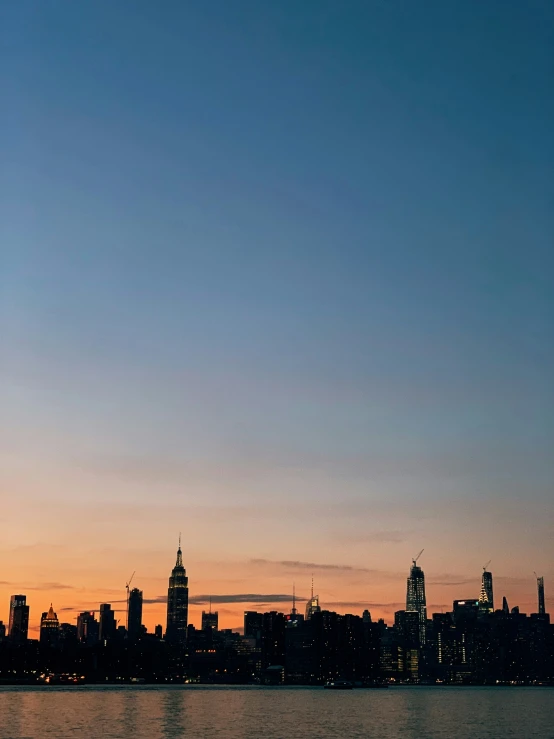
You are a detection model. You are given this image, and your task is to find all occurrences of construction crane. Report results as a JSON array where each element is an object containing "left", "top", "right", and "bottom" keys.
[
  {"left": 412, "top": 549, "right": 424, "bottom": 566},
  {"left": 125, "top": 571, "right": 135, "bottom": 630},
  {"left": 483, "top": 560, "right": 491, "bottom": 572}
]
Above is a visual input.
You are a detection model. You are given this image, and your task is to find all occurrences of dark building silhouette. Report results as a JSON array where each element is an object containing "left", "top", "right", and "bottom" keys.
[
  {"left": 453, "top": 600, "right": 479, "bottom": 621},
  {"left": 8, "top": 595, "right": 29, "bottom": 644},
  {"left": 40, "top": 604, "right": 60, "bottom": 647},
  {"left": 479, "top": 569, "right": 494, "bottom": 613},
  {"left": 154, "top": 624, "right": 163, "bottom": 639},
  {"left": 99, "top": 603, "right": 117, "bottom": 642},
  {"left": 502, "top": 596, "right": 509, "bottom": 614},
  {"left": 166, "top": 538, "right": 189, "bottom": 644},
  {"left": 261, "top": 611, "right": 286, "bottom": 669},
  {"left": 244, "top": 611, "right": 263, "bottom": 641},
  {"left": 201, "top": 610, "right": 218, "bottom": 632},
  {"left": 395, "top": 610, "right": 421, "bottom": 680},
  {"left": 406, "top": 558, "right": 427, "bottom": 645},
  {"left": 0, "top": 621, "right": 5, "bottom": 642},
  {"left": 77, "top": 611, "right": 99, "bottom": 645},
  {"left": 128, "top": 588, "right": 143, "bottom": 639},
  {"left": 537, "top": 576, "right": 545, "bottom": 615}
]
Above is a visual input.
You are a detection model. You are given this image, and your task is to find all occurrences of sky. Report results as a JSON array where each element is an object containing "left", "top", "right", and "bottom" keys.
[{"left": 1, "top": 0, "right": 553, "bottom": 634}]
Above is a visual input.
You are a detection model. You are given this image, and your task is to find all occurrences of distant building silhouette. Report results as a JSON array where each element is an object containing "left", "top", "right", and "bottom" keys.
[
  {"left": 99, "top": 603, "right": 117, "bottom": 642},
  {"left": 305, "top": 577, "right": 321, "bottom": 620},
  {"left": 537, "top": 576, "right": 545, "bottom": 615},
  {"left": 244, "top": 611, "right": 263, "bottom": 640},
  {"left": 201, "top": 610, "right": 218, "bottom": 632},
  {"left": 0, "top": 621, "right": 5, "bottom": 641},
  {"left": 479, "top": 569, "right": 494, "bottom": 613},
  {"left": 40, "top": 604, "right": 60, "bottom": 647},
  {"left": 502, "top": 596, "right": 509, "bottom": 614},
  {"left": 77, "top": 611, "right": 99, "bottom": 645},
  {"left": 406, "top": 559, "right": 427, "bottom": 644},
  {"left": 127, "top": 588, "right": 143, "bottom": 639},
  {"left": 165, "top": 537, "right": 188, "bottom": 644},
  {"left": 8, "top": 595, "right": 29, "bottom": 644}
]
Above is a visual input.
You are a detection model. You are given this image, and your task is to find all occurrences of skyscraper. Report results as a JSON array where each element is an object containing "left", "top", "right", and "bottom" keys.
[
  {"left": 201, "top": 610, "right": 219, "bottom": 631},
  {"left": 127, "top": 588, "right": 143, "bottom": 639},
  {"left": 99, "top": 603, "right": 117, "bottom": 642},
  {"left": 537, "top": 576, "right": 545, "bottom": 615},
  {"left": 166, "top": 537, "right": 189, "bottom": 644},
  {"left": 305, "top": 577, "right": 321, "bottom": 620},
  {"left": 8, "top": 595, "right": 29, "bottom": 644},
  {"left": 77, "top": 611, "right": 99, "bottom": 644},
  {"left": 406, "top": 557, "right": 427, "bottom": 645},
  {"left": 479, "top": 568, "right": 494, "bottom": 613},
  {"left": 40, "top": 604, "right": 60, "bottom": 647}
]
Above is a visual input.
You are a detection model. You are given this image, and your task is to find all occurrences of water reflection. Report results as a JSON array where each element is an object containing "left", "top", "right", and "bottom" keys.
[{"left": 0, "top": 686, "right": 552, "bottom": 739}]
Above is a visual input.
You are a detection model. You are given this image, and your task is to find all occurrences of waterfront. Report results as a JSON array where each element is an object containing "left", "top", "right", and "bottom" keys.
[{"left": 0, "top": 686, "right": 552, "bottom": 739}]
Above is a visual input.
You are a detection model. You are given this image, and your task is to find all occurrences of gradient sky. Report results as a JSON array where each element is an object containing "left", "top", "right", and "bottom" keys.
[{"left": 1, "top": 1, "right": 553, "bottom": 634}]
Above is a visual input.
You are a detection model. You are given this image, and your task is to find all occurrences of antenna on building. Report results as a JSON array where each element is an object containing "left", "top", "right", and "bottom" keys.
[
  {"left": 311, "top": 574, "right": 314, "bottom": 600},
  {"left": 178, "top": 532, "right": 181, "bottom": 549}
]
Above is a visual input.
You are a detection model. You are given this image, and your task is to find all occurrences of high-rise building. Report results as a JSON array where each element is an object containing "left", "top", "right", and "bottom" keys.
[
  {"left": 406, "top": 558, "right": 427, "bottom": 645},
  {"left": 202, "top": 610, "right": 219, "bottom": 631},
  {"left": 502, "top": 596, "right": 509, "bottom": 614},
  {"left": 40, "top": 604, "right": 60, "bottom": 647},
  {"left": 127, "top": 588, "right": 143, "bottom": 639},
  {"left": 77, "top": 611, "right": 99, "bottom": 644},
  {"left": 244, "top": 611, "right": 263, "bottom": 640},
  {"left": 537, "top": 576, "right": 545, "bottom": 615},
  {"left": 99, "top": 603, "right": 117, "bottom": 642},
  {"left": 8, "top": 595, "right": 29, "bottom": 644},
  {"left": 166, "top": 537, "right": 189, "bottom": 644},
  {"left": 305, "top": 577, "right": 321, "bottom": 621},
  {"left": 479, "top": 569, "right": 494, "bottom": 613}
]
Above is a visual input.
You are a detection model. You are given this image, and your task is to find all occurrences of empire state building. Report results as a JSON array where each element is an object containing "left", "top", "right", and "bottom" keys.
[{"left": 166, "top": 537, "right": 189, "bottom": 644}]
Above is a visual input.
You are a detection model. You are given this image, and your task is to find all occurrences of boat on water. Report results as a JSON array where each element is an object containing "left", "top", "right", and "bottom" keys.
[{"left": 324, "top": 680, "right": 353, "bottom": 690}]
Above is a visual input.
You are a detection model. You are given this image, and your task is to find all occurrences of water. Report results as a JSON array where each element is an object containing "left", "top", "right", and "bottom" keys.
[{"left": 0, "top": 686, "right": 552, "bottom": 739}]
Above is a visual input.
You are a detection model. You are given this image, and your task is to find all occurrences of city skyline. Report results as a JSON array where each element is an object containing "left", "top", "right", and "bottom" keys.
[{"left": 2, "top": 544, "right": 549, "bottom": 637}]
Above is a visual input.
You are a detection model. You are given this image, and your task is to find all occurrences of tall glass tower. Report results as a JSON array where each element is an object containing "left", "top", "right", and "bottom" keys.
[
  {"left": 166, "top": 537, "right": 189, "bottom": 644},
  {"left": 127, "top": 588, "right": 143, "bottom": 639},
  {"left": 479, "top": 569, "right": 494, "bottom": 613},
  {"left": 406, "top": 559, "right": 427, "bottom": 645},
  {"left": 537, "top": 576, "right": 545, "bottom": 615}
]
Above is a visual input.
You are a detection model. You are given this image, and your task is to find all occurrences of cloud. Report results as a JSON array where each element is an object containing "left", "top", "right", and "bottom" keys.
[
  {"left": 26, "top": 582, "right": 76, "bottom": 591},
  {"left": 428, "top": 578, "right": 476, "bottom": 587},
  {"left": 139, "top": 593, "right": 303, "bottom": 606},
  {"left": 190, "top": 593, "right": 303, "bottom": 605},
  {"left": 250, "top": 558, "right": 376, "bottom": 574},
  {"left": 324, "top": 601, "right": 405, "bottom": 609}
]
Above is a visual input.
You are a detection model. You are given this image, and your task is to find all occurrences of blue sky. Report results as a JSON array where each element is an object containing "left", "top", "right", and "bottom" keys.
[{"left": 1, "top": 1, "right": 553, "bottom": 625}]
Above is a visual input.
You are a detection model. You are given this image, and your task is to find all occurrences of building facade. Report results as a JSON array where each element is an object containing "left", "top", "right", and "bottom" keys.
[
  {"left": 128, "top": 588, "right": 143, "bottom": 639},
  {"left": 406, "top": 562, "right": 427, "bottom": 645},
  {"left": 479, "top": 570, "right": 494, "bottom": 613},
  {"left": 166, "top": 539, "right": 189, "bottom": 644},
  {"left": 40, "top": 604, "right": 60, "bottom": 647},
  {"left": 537, "top": 576, "right": 545, "bottom": 615},
  {"left": 8, "top": 595, "right": 29, "bottom": 644},
  {"left": 99, "top": 603, "right": 117, "bottom": 642}
]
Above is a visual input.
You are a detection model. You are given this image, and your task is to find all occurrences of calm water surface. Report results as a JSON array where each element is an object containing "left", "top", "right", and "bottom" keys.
[{"left": 0, "top": 685, "right": 552, "bottom": 739}]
